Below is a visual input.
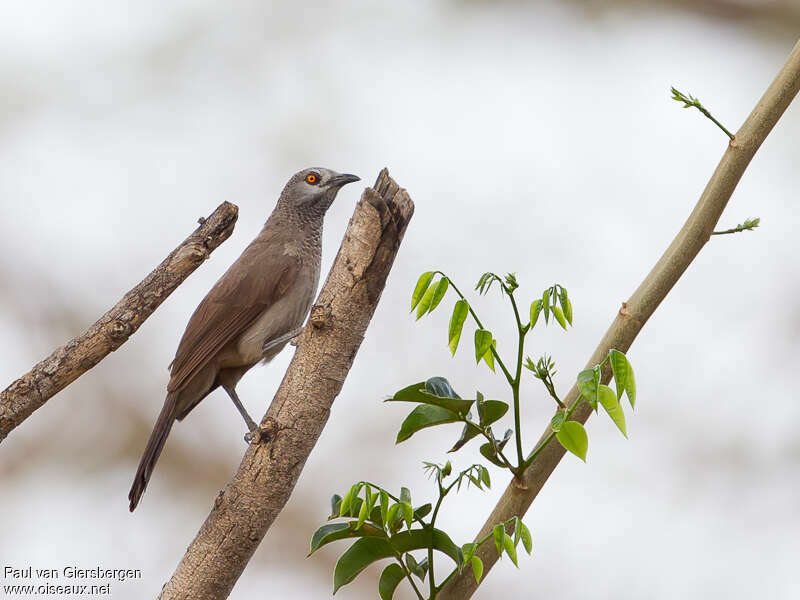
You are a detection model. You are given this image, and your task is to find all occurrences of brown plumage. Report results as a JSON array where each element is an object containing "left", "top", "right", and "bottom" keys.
[{"left": 129, "top": 168, "right": 359, "bottom": 511}]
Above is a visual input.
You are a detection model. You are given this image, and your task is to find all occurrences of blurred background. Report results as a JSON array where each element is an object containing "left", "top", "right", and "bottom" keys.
[{"left": 1, "top": 1, "right": 799, "bottom": 598}]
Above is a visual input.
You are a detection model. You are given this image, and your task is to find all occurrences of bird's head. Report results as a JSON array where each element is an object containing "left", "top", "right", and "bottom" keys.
[{"left": 279, "top": 168, "right": 360, "bottom": 215}]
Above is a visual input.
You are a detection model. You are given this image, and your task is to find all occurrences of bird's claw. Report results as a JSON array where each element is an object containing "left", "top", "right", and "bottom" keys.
[{"left": 244, "top": 426, "right": 270, "bottom": 444}]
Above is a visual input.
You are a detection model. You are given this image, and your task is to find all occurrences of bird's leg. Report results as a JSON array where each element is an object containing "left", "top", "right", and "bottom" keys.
[
  {"left": 262, "top": 327, "right": 304, "bottom": 353},
  {"left": 221, "top": 384, "right": 265, "bottom": 444}
]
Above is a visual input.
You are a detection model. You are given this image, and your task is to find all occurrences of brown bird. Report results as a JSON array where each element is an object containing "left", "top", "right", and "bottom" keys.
[{"left": 128, "top": 168, "right": 359, "bottom": 511}]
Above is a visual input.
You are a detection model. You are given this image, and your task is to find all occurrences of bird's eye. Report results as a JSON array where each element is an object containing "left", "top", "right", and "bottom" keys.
[{"left": 305, "top": 173, "right": 318, "bottom": 184}]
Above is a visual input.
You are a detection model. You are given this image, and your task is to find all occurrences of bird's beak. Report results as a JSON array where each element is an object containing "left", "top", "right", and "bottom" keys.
[{"left": 327, "top": 173, "right": 360, "bottom": 188}]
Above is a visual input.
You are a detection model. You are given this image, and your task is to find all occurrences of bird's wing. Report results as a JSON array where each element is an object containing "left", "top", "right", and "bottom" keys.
[{"left": 167, "top": 239, "right": 300, "bottom": 393}]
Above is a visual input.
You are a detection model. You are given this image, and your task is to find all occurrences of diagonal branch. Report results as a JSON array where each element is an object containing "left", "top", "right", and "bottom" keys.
[
  {"left": 157, "top": 170, "right": 415, "bottom": 600},
  {"left": 440, "top": 38, "right": 800, "bottom": 599},
  {"left": 0, "top": 202, "right": 239, "bottom": 444}
]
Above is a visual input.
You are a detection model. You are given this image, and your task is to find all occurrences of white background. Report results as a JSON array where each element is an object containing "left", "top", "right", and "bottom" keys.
[{"left": 1, "top": 1, "right": 799, "bottom": 599}]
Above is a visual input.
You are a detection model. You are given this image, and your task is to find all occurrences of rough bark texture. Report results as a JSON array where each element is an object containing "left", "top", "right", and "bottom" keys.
[
  {"left": 0, "top": 202, "right": 239, "bottom": 443},
  {"left": 158, "top": 169, "right": 414, "bottom": 600},
  {"left": 440, "top": 38, "right": 800, "bottom": 599}
]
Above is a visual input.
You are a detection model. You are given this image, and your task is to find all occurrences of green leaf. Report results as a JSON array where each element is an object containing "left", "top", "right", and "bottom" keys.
[
  {"left": 378, "top": 563, "right": 405, "bottom": 600},
  {"left": 368, "top": 505, "right": 385, "bottom": 528},
  {"left": 503, "top": 533, "right": 518, "bottom": 567},
  {"left": 479, "top": 443, "right": 505, "bottom": 467},
  {"left": 309, "top": 521, "right": 386, "bottom": 556},
  {"left": 333, "top": 537, "right": 395, "bottom": 593},
  {"left": 542, "top": 289, "right": 550, "bottom": 323},
  {"left": 339, "top": 487, "right": 354, "bottom": 517},
  {"left": 448, "top": 300, "right": 469, "bottom": 356},
  {"left": 429, "top": 277, "right": 449, "bottom": 312},
  {"left": 483, "top": 339, "right": 496, "bottom": 372},
  {"left": 386, "top": 503, "right": 401, "bottom": 533},
  {"left": 364, "top": 485, "right": 376, "bottom": 513},
  {"left": 552, "top": 306, "right": 567, "bottom": 330},
  {"left": 492, "top": 524, "right": 505, "bottom": 557},
  {"left": 415, "top": 281, "right": 438, "bottom": 320},
  {"left": 504, "top": 272, "right": 518, "bottom": 292},
  {"left": 550, "top": 411, "right": 565, "bottom": 432},
  {"left": 467, "top": 474, "right": 483, "bottom": 489},
  {"left": 347, "top": 497, "right": 363, "bottom": 520},
  {"left": 413, "top": 503, "right": 432, "bottom": 520},
  {"left": 471, "top": 556, "right": 484, "bottom": 583},
  {"left": 477, "top": 399, "right": 509, "bottom": 428},
  {"left": 411, "top": 272, "right": 434, "bottom": 311},
  {"left": 400, "top": 487, "right": 411, "bottom": 504},
  {"left": 396, "top": 405, "right": 460, "bottom": 443},
  {"left": 416, "top": 557, "right": 429, "bottom": 581},
  {"left": 401, "top": 502, "right": 413, "bottom": 530},
  {"left": 558, "top": 287, "right": 571, "bottom": 323},
  {"left": 380, "top": 491, "right": 389, "bottom": 526},
  {"left": 461, "top": 542, "right": 476, "bottom": 562},
  {"left": 424, "top": 376, "right": 460, "bottom": 400},
  {"left": 474, "top": 329, "right": 493, "bottom": 364},
  {"left": 529, "top": 299, "right": 543, "bottom": 329},
  {"left": 448, "top": 418, "right": 483, "bottom": 453},
  {"left": 479, "top": 429, "right": 513, "bottom": 467},
  {"left": 608, "top": 349, "right": 629, "bottom": 402},
  {"left": 556, "top": 421, "right": 588, "bottom": 462},
  {"left": 390, "top": 528, "right": 463, "bottom": 567},
  {"left": 388, "top": 380, "right": 474, "bottom": 415},
  {"left": 333, "top": 528, "right": 462, "bottom": 594},
  {"left": 625, "top": 363, "right": 637, "bottom": 409},
  {"left": 405, "top": 553, "right": 418, "bottom": 576},
  {"left": 598, "top": 384, "right": 627, "bottom": 437},
  {"left": 479, "top": 466, "right": 491, "bottom": 488},
  {"left": 357, "top": 496, "right": 369, "bottom": 529},
  {"left": 475, "top": 272, "right": 500, "bottom": 295},
  {"left": 475, "top": 272, "right": 491, "bottom": 293},
  {"left": 405, "top": 553, "right": 428, "bottom": 581},
  {"left": 349, "top": 483, "right": 364, "bottom": 517},
  {"left": 519, "top": 521, "right": 533, "bottom": 554},
  {"left": 577, "top": 368, "right": 600, "bottom": 411},
  {"left": 330, "top": 494, "right": 342, "bottom": 518}
]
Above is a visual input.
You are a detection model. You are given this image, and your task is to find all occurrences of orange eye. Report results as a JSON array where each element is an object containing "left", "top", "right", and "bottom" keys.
[{"left": 305, "top": 173, "right": 318, "bottom": 184}]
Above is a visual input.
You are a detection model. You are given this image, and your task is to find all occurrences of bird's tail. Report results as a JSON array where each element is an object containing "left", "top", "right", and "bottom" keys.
[{"left": 128, "top": 394, "right": 178, "bottom": 512}]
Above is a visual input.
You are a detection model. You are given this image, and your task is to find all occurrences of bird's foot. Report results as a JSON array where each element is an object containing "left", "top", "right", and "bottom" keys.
[{"left": 244, "top": 423, "right": 274, "bottom": 444}]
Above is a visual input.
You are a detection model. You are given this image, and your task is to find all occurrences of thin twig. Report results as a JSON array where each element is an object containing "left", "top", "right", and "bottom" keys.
[
  {"left": 671, "top": 86, "right": 735, "bottom": 139},
  {"left": 0, "top": 202, "right": 239, "bottom": 443},
  {"left": 712, "top": 217, "right": 760, "bottom": 235}
]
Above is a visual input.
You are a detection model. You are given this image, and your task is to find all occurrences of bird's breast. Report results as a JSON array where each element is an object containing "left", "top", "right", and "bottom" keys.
[{"left": 230, "top": 267, "right": 319, "bottom": 366}]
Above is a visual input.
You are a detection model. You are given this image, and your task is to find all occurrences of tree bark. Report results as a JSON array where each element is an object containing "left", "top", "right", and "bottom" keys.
[
  {"left": 158, "top": 169, "right": 414, "bottom": 600},
  {"left": 0, "top": 202, "right": 239, "bottom": 444},
  {"left": 440, "top": 37, "right": 800, "bottom": 599}
]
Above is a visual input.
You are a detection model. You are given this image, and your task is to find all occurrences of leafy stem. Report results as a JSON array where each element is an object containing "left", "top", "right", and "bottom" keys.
[
  {"left": 671, "top": 86, "right": 734, "bottom": 140},
  {"left": 508, "top": 290, "right": 526, "bottom": 471},
  {"left": 362, "top": 482, "right": 428, "bottom": 529},
  {"left": 392, "top": 548, "right": 426, "bottom": 600},
  {"left": 522, "top": 393, "right": 584, "bottom": 471},
  {"left": 316, "top": 271, "right": 639, "bottom": 598},
  {"left": 712, "top": 217, "right": 760, "bottom": 235},
  {"left": 426, "top": 477, "right": 450, "bottom": 598},
  {"left": 434, "top": 516, "right": 518, "bottom": 594},
  {"left": 482, "top": 425, "right": 514, "bottom": 471},
  {"left": 437, "top": 273, "right": 514, "bottom": 386},
  {"left": 540, "top": 368, "right": 564, "bottom": 408}
]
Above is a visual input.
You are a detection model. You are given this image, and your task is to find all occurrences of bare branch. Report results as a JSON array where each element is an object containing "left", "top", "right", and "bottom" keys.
[
  {"left": 157, "top": 170, "right": 414, "bottom": 600},
  {"left": 440, "top": 38, "right": 800, "bottom": 599},
  {"left": 0, "top": 202, "right": 239, "bottom": 443}
]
